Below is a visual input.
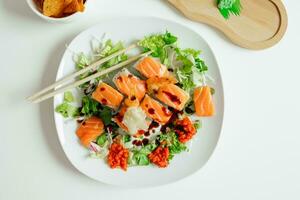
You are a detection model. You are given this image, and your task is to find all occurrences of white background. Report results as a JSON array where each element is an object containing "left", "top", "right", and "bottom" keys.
[{"left": 1, "top": 0, "right": 299, "bottom": 199}]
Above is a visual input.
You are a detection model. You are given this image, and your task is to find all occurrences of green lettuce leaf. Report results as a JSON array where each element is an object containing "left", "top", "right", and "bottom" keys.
[
  {"left": 99, "top": 106, "right": 113, "bottom": 126},
  {"left": 138, "top": 31, "right": 177, "bottom": 62},
  {"left": 159, "top": 131, "right": 187, "bottom": 160},
  {"left": 55, "top": 102, "right": 79, "bottom": 118},
  {"left": 123, "top": 135, "right": 131, "bottom": 143},
  {"left": 195, "top": 58, "right": 208, "bottom": 73},
  {"left": 64, "top": 91, "right": 74, "bottom": 103},
  {"left": 129, "top": 143, "right": 157, "bottom": 166},
  {"left": 132, "top": 153, "right": 150, "bottom": 166},
  {"left": 96, "top": 133, "right": 108, "bottom": 147},
  {"left": 80, "top": 96, "right": 114, "bottom": 125},
  {"left": 55, "top": 91, "right": 79, "bottom": 118},
  {"left": 193, "top": 120, "right": 202, "bottom": 130},
  {"left": 80, "top": 96, "right": 100, "bottom": 116},
  {"left": 76, "top": 53, "right": 90, "bottom": 70},
  {"left": 175, "top": 47, "right": 208, "bottom": 91}
]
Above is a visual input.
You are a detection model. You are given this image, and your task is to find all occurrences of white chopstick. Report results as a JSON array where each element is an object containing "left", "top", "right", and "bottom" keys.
[
  {"left": 31, "top": 51, "right": 150, "bottom": 104},
  {"left": 27, "top": 44, "right": 137, "bottom": 101}
]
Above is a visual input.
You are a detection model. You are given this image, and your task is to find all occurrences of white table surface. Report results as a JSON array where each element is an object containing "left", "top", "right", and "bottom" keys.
[{"left": 1, "top": 0, "right": 299, "bottom": 199}]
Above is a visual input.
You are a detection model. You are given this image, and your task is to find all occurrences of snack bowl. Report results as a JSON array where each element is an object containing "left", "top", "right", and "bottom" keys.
[{"left": 26, "top": 0, "right": 88, "bottom": 23}]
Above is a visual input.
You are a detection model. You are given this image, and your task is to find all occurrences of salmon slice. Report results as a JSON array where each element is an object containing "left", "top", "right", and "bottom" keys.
[
  {"left": 140, "top": 95, "right": 172, "bottom": 125},
  {"left": 124, "top": 96, "right": 140, "bottom": 107},
  {"left": 76, "top": 116, "right": 104, "bottom": 147},
  {"left": 146, "top": 76, "right": 177, "bottom": 94},
  {"left": 113, "top": 106, "right": 129, "bottom": 132},
  {"left": 194, "top": 86, "right": 215, "bottom": 116},
  {"left": 156, "top": 84, "right": 190, "bottom": 111},
  {"left": 113, "top": 69, "right": 146, "bottom": 101},
  {"left": 136, "top": 57, "right": 169, "bottom": 78},
  {"left": 92, "top": 82, "right": 124, "bottom": 109},
  {"left": 155, "top": 84, "right": 190, "bottom": 111}
]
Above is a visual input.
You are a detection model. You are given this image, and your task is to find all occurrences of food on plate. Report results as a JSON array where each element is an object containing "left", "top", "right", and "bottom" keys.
[
  {"left": 76, "top": 116, "right": 104, "bottom": 147},
  {"left": 148, "top": 145, "right": 169, "bottom": 168},
  {"left": 124, "top": 96, "right": 140, "bottom": 107},
  {"left": 146, "top": 76, "right": 177, "bottom": 94},
  {"left": 155, "top": 84, "right": 190, "bottom": 111},
  {"left": 113, "top": 105, "right": 129, "bottom": 132},
  {"left": 108, "top": 142, "right": 129, "bottom": 170},
  {"left": 34, "top": 0, "right": 85, "bottom": 18},
  {"left": 194, "top": 86, "right": 215, "bottom": 116},
  {"left": 55, "top": 31, "right": 215, "bottom": 170},
  {"left": 92, "top": 82, "right": 124, "bottom": 110},
  {"left": 136, "top": 57, "right": 169, "bottom": 78},
  {"left": 113, "top": 105, "right": 151, "bottom": 136},
  {"left": 174, "top": 117, "right": 196, "bottom": 143},
  {"left": 113, "top": 69, "right": 146, "bottom": 102},
  {"left": 140, "top": 95, "right": 172, "bottom": 125},
  {"left": 122, "top": 106, "right": 151, "bottom": 136}
]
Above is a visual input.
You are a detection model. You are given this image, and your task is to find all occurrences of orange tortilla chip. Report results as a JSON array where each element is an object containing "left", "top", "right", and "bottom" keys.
[
  {"left": 63, "top": 0, "right": 79, "bottom": 14},
  {"left": 34, "top": 0, "right": 44, "bottom": 11},
  {"left": 43, "top": 0, "right": 65, "bottom": 17},
  {"left": 64, "top": 0, "right": 73, "bottom": 6},
  {"left": 66, "top": 0, "right": 73, "bottom": 4},
  {"left": 63, "top": 0, "right": 85, "bottom": 14},
  {"left": 77, "top": 0, "right": 85, "bottom": 12}
]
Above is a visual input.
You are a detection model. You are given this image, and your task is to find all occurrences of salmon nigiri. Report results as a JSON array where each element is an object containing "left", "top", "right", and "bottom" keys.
[
  {"left": 136, "top": 57, "right": 169, "bottom": 78},
  {"left": 92, "top": 82, "right": 124, "bottom": 109},
  {"left": 140, "top": 95, "right": 172, "bottom": 125},
  {"left": 76, "top": 116, "right": 104, "bottom": 147},
  {"left": 155, "top": 84, "right": 190, "bottom": 111},
  {"left": 194, "top": 86, "right": 215, "bottom": 116},
  {"left": 113, "top": 69, "right": 146, "bottom": 101}
]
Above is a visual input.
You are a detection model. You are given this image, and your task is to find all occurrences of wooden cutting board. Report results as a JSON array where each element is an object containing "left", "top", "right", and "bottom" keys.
[{"left": 168, "top": 0, "right": 288, "bottom": 50}]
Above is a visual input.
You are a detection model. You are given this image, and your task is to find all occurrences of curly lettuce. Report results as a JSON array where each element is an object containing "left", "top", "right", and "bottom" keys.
[
  {"left": 55, "top": 91, "right": 79, "bottom": 118},
  {"left": 159, "top": 131, "right": 187, "bottom": 160},
  {"left": 175, "top": 47, "right": 208, "bottom": 92},
  {"left": 129, "top": 143, "right": 157, "bottom": 166},
  {"left": 138, "top": 31, "right": 177, "bottom": 63}
]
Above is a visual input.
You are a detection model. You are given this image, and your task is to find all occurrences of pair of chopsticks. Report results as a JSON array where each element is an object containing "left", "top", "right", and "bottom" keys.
[{"left": 28, "top": 44, "right": 150, "bottom": 103}]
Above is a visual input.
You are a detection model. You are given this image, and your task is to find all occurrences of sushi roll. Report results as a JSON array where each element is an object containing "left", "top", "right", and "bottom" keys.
[
  {"left": 136, "top": 57, "right": 169, "bottom": 78},
  {"left": 92, "top": 82, "right": 124, "bottom": 109},
  {"left": 113, "top": 69, "right": 146, "bottom": 101},
  {"left": 155, "top": 84, "right": 190, "bottom": 111},
  {"left": 140, "top": 95, "right": 172, "bottom": 125},
  {"left": 146, "top": 76, "right": 177, "bottom": 95}
]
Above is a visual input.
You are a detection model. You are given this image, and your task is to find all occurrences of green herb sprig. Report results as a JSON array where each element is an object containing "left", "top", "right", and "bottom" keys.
[{"left": 217, "top": 0, "right": 242, "bottom": 19}]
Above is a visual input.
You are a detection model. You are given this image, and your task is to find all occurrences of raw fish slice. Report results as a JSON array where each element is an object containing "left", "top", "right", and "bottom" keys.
[
  {"left": 113, "top": 69, "right": 146, "bottom": 101},
  {"left": 155, "top": 84, "right": 190, "bottom": 111},
  {"left": 76, "top": 116, "right": 104, "bottom": 147},
  {"left": 194, "top": 86, "right": 215, "bottom": 116},
  {"left": 146, "top": 76, "right": 177, "bottom": 95},
  {"left": 136, "top": 57, "right": 169, "bottom": 78},
  {"left": 92, "top": 82, "right": 124, "bottom": 109},
  {"left": 140, "top": 95, "right": 172, "bottom": 125}
]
